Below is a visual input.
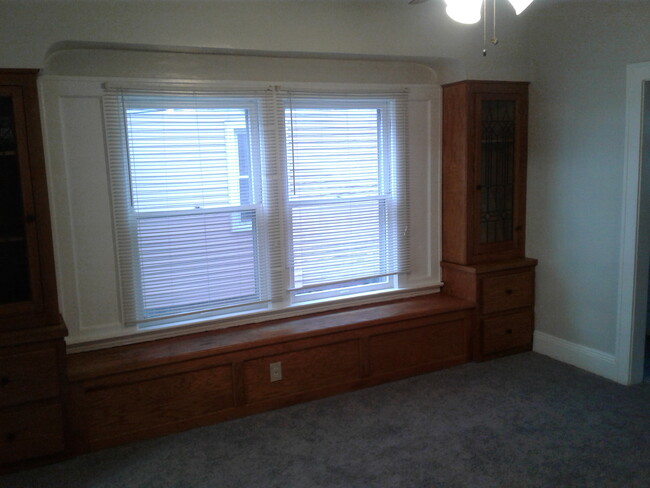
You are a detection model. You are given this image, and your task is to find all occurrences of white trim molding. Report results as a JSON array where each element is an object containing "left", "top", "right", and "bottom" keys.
[
  {"left": 534, "top": 331, "right": 617, "bottom": 382},
  {"left": 616, "top": 61, "right": 650, "bottom": 385},
  {"left": 39, "top": 61, "right": 442, "bottom": 347}
]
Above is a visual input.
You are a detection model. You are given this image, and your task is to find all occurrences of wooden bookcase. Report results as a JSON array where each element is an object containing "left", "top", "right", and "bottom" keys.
[
  {"left": 441, "top": 80, "right": 536, "bottom": 360},
  {"left": 0, "top": 70, "right": 67, "bottom": 470}
]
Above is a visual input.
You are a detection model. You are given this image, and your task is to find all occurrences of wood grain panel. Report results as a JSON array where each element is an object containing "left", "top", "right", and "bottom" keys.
[
  {"left": 441, "top": 81, "right": 529, "bottom": 265},
  {"left": 0, "top": 70, "right": 61, "bottom": 330},
  {"left": 243, "top": 340, "right": 360, "bottom": 404},
  {"left": 441, "top": 264, "right": 478, "bottom": 302},
  {"left": 68, "top": 294, "right": 473, "bottom": 381},
  {"left": 80, "top": 363, "right": 233, "bottom": 443},
  {"left": 482, "top": 310, "right": 533, "bottom": 355},
  {"left": 0, "top": 346, "right": 59, "bottom": 408},
  {"left": 66, "top": 296, "right": 476, "bottom": 455},
  {"left": 0, "top": 403, "right": 64, "bottom": 464},
  {"left": 481, "top": 271, "right": 534, "bottom": 314},
  {"left": 369, "top": 319, "right": 467, "bottom": 376},
  {"left": 441, "top": 81, "right": 471, "bottom": 264}
]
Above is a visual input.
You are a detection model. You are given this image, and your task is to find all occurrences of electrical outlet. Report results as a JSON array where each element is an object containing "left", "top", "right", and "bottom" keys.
[{"left": 269, "top": 361, "right": 282, "bottom": 382}]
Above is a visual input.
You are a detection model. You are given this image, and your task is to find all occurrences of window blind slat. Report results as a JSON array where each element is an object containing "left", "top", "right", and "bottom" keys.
[
  {"left": 103, "top": 86, "right": 409, "bottom": 327},
  {"left": 104, "top": 88, "right": 279, "bottom": 327},
  {"left": 282, "top": 91, "right": 409, "bottom": 299}
]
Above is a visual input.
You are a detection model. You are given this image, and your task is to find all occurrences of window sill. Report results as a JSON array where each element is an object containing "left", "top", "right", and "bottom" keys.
[
  {"left": 65, "top": 284, "right": 443, "bottom": 351},
  {"left": 67, "top": 293, "right": 473, "bottom": 382}
]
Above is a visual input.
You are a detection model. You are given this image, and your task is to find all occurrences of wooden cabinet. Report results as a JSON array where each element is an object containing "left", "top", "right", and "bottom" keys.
[
  {"left": 0, "top": 335, "right": 67, "bottom": 466},
  {"left": 0, "top": 70, "right": 67, "bottom": 470},
  {"left": 441, "top": 80, "right": 535, "bottom": 360},
  {"left": 442, "top": 258, "right": 537, "bottom": 360},
  {"left": 243, "top": 340, "right": 361, "bottom": 405},
  {"left": 67, "top": 295, "right": 473, "bottom": 453},
  {"left": 442, "top": 80, "right": 529, "bottom": 265}
]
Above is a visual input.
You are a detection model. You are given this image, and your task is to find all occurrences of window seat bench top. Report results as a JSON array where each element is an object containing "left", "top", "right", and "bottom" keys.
[{"left": 67, "top": 293, "right": 474, "bottom": 381}]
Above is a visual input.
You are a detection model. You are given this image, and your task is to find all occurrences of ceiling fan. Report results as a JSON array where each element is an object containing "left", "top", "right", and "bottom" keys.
[
  {"left": 410, "top": 0, "right": 535, "bottom": 55},
  {"left": 409, "top": 0, "right": 535, "bottom": 24}
]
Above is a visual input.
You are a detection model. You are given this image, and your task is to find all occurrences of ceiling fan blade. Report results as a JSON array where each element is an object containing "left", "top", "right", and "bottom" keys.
[{"left": 409, "top": 0, "right": 430, "bottom": 5}]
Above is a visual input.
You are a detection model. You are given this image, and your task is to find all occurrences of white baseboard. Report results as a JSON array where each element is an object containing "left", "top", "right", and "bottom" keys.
[{"left": 533, "top": 331, "right": 618, "bottom": 382}]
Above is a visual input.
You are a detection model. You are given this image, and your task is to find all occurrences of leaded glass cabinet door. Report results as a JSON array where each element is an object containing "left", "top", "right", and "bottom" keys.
[
  {"left": 472, "top": 89, "right": 527, "bottom": 261},
  {"left": 441, "top": 80, "right": 528, "bottom": 265},
  {"left": 0, "top": 87, "right": 42, "bottom": 315}
]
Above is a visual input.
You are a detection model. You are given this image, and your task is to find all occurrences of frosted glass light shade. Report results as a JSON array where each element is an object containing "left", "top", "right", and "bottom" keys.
[
  {"left": 507, "top": 0, "right": 534, "bottom": 15},
  {"left": 445, "top": 0, "right": 483, "bottom": 24}
]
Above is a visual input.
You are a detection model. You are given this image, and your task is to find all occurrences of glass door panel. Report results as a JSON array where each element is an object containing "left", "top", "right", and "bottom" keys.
[
  {"left": 0, "top": 95, "right": 31, "bottom": 304},
  {"left": 479, "top": 99, "right": 516, "bottom": 245}
]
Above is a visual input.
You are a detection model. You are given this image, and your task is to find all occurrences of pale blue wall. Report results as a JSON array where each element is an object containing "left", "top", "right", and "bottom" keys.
[{"left": 527, "top": 2, "right": 650, "bottom": 354}]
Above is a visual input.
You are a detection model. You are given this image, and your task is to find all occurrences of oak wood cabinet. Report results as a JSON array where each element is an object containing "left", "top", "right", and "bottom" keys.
[
  {"left": 67, "top": 295, "right": 473, "bottom": 453},
  {"left": 0, "top": 70, "right": 67, "bottom": 470},
  {"left": 442, "top": 80, "right": 529, "bottom": 265},
  {"left": 441, "top": 80, "right": 536, "bottom": 359},
  {"left": 442, "top": 258, "right": 536, "bottom": 360}
]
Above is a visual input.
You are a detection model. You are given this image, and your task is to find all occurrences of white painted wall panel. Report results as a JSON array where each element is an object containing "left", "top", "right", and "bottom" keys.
[{"left": 58, "top": 96, "right": 121, "bottom": 333}]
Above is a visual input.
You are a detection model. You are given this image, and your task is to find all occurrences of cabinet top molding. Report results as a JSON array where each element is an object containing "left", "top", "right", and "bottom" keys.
[{"left": 441, "top": 79, "right": 530, "bottom": 88}]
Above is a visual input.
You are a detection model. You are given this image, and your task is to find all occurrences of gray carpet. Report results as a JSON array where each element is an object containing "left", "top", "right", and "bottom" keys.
[{"left": 3, "top": 352, "right": 650, "bottom": 488}]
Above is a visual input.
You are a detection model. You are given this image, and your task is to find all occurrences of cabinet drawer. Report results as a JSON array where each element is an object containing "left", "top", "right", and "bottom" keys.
[
  {"left": 0, "top": 403, "right": 65, "bottom": 465},
  {"left": 0, "top": 347, "right": 60, "bottom": 408},
  {"left": 482, "top": 310, "right": 533, "bottom": 355},
  {"left": 243, "top": 340, "right": 360, "bottom": 404},
  {"left": 481, "top": 271, "right": 534, "bottom": 314}
]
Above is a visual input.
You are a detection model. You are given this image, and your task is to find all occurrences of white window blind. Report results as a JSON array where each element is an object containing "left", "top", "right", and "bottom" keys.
[
  {"left": 103, "top": 88, "right": 281, "bottom": 327},
  {"left": 281, "top": 91, "right": 409, "bottom": 302},
  {"left": 103, "top": 86, "right": 409, "bottom": 329}
]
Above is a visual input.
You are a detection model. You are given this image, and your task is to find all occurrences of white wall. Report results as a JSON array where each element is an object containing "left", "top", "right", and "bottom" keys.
[
  {"left": 527, "top": 2, "right": 650, "bottom": 379},
  {"left": 0, "top": 0, "right": 532, "bottom": 82}
]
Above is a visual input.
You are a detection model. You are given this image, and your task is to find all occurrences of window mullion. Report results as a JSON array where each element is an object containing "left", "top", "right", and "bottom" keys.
[{"left": 259, "top": 88, "right": 290, "bottom": 308}]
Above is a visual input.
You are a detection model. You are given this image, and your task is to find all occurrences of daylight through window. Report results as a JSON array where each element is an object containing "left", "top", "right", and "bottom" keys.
[{"left": 104, "top": 87, "right": 409, "bottom": 329}]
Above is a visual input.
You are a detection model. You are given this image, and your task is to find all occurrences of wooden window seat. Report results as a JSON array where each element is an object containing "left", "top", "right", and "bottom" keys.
[{"left": 66, "top": 294, "right": 474, "bottom": 453}]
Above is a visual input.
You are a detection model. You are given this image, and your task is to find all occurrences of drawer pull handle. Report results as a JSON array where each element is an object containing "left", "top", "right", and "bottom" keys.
[
  {"left": 0, "top": 376, "right": 9, "bottom": 387},
  {"left": 6, "top": 432, "right": 16, "bottom": 442},
  {"left": 505, "top": 329, "right": 513, "bottom": 335},
  {"left": 505, "top": 289, "right": 514, "bottom": 295}
]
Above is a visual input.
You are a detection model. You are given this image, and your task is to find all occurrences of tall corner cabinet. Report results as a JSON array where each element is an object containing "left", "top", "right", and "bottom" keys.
[
  {"left": 0, "top": 69, "right": 68, "bottom": 470},
  {"left": 440, "top": 80, "right": 537, "bottom": 361}
]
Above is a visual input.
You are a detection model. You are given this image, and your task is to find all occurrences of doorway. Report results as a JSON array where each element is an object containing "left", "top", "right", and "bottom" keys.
[
  {"left": 618, "top": 68, "right": 650, "bottom": 385},
  {"left": 645, "top": 88, "right": 650, "bottom": 382}
]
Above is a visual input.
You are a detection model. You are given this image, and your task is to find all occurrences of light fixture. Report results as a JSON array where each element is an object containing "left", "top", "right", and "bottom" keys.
[
  {"left": 507, "top": 0, "right": 534, "bottom": 15},
  {"left": 441, "top": 0, "right": 535, "bottom": 56},
  {"left": 444, "top": 0, "right": 483, "bottom": 24},
  {"left": 443, "top": 0, "right": 534, "bottom": 24}
]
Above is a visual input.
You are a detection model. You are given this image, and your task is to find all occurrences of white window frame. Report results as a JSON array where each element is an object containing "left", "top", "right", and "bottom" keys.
[
  {"left": 105, "top": 91, "right": 273, "bottom": 328},
  {"left": 229, "top": 127, "right": 255, "bottom": 232},
  {"left": 282, "top": 97, "right": 402, "bottom": 304},
  {"left": 107, "top": 87, "right": 410, "bottom": 329},
  {"left": 38, "top": 52, "right": 442, "bottom": 349}
]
